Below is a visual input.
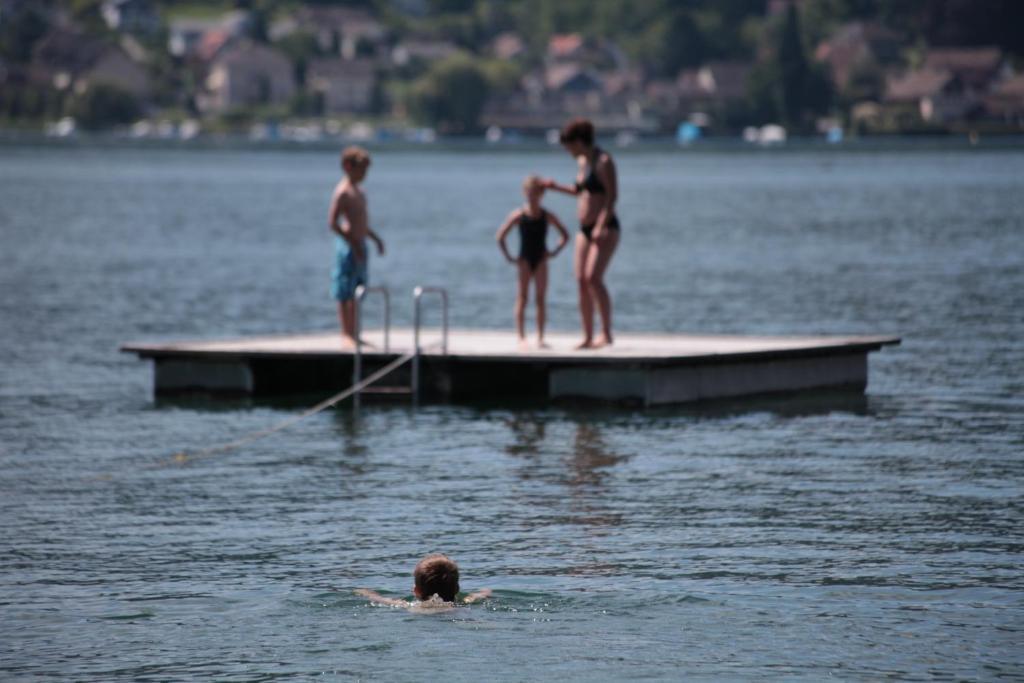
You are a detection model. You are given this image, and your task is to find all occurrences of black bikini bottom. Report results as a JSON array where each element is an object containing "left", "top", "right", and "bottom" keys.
[{"left": 580, "top": 215, "right": 620, "bottom": 241}]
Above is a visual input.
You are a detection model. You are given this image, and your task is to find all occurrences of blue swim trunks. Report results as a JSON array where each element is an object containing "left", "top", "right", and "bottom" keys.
[{"left": 330, "top": 236, "right": 368, "bottom": 302}]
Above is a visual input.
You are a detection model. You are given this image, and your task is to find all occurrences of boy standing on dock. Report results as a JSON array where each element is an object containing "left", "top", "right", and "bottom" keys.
[{"left": 328, "top": 146, "right": 385, "bottom": 348}]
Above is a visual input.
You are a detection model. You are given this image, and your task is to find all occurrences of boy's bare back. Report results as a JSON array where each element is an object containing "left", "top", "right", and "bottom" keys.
[{"left": 329, "top": 178, "right": 370, "bottom": 261}]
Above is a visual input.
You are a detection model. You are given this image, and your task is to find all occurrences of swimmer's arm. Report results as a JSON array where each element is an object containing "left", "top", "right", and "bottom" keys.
[
  {"left": 546, "top": 211, "right": 570, "bottom": 257},
  {"left": 542, "top": 178, "right": 578, "bottom": 195},
  {"left": 355, "top": 588, "right": 410, "bottom": 608},
  {"left": 593, "top": 155, "right": 617, "bottom": 240},
  {"left": 462, "top": 588, "right": 492, "bottom": 604},
  {"left": 495, "top": 210, "right": 520, "bottom": 264}
]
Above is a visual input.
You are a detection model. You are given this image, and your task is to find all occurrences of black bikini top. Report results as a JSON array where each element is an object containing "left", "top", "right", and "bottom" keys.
[{"left": 575, "top": 149, "right": 607, "bottom": 195}]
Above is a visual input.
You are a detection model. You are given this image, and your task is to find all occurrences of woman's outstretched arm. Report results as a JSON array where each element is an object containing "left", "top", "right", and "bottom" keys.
[{"left": 542, "top": 178, "right": 578, "bottom": 195}]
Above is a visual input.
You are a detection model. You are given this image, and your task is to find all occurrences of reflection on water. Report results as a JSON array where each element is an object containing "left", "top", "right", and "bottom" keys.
[{"left": 567, "top": 420, "right": 629, "bottom": 488}]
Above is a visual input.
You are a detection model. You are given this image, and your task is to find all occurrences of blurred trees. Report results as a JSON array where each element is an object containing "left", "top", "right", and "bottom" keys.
[
  {"left": 0, "top": 4, "right": 50, "bottom": 62},
  {"left": 69, "top": 84, "right": 142, "bottom": 129},
  {"left": 408, "top": 54, "right": 489, "bottom": 133},
  {"left": 747, "top": 5, "right": 834, "bottom": 130}
]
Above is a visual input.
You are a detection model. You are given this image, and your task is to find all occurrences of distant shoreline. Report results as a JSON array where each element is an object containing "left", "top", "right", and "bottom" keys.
[{"left": 3, "top": 130, "right": 1023, "bottom": 154}]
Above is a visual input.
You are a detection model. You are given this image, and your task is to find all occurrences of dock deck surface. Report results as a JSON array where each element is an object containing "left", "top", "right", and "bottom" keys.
[{"left": 122, "top": 328, "right": 900, "bottom": 363}]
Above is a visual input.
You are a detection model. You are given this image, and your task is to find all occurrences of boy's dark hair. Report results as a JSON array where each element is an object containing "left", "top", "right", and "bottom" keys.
[
  {"left": 340, "top": 145, "right": 370, "bottom": 169},
  {"left": 414, "top": 554, "right": 460, "bottom": 602},
  {"left": 559, "top": 118, "right": 595, "bottom": 146}
]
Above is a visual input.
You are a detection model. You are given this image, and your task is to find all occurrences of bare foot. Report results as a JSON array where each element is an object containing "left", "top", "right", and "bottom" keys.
[
  {"left": 574, "top": 338, "right": 594, "bottom": 350},
  {"left": 536, "top": 339, "right": 550, "bottom": 349},
  {"left": 340, "top": 335, "right": 358, "bottom": 350},
  {"left": 517, "top": 337, "right": 529, "bottom": 351},
  {"left": 592, "top": 334, "right": 613, "bottom": 349}
]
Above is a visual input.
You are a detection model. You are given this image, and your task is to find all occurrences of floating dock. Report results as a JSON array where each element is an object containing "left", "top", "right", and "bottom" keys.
[{"left": 121, "top": 328, "right": 900, "bottom": 406}]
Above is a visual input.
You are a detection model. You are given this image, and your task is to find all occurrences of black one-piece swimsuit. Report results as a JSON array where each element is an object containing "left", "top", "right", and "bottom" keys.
[{"left": 518, "top": 211, "right": 548, "bottom": 272}]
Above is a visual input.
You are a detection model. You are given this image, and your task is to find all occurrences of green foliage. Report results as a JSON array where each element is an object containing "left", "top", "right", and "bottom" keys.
[
  {"left": 746, "top": 60, "right": 781, "bottom": 125},
  {"left": 408, "top": 54, "right": 489, "bottom": 133},
  {"left": 69, "top": 0, "right": 111, "bottom": 34},
  {"left": 638, "top": 10, "right": 704, "bottom": 77},
  {"left": 289, "top": 90, "right": 323, "bottom": 116},
  {"left": 844, "top": 56, "right": 884, "bottom": 103},
  {"left": 478, "top": 59, "right": 522, "bottom": 97},
  {"left": 746, "top": 8, "right": 835, "bottom": 129},
  {"left": 0, "top": 82, "right": 62, "bottom": 122},
  {"left": 275, "top": 31, "right": 321, "bottom": 86},
  {"left": 69, "top": 84, "right": 142, "bottom": 129},
  {"left": 778, "top": 6, "right": 808, "bottom": 129},
  {"left": 0, "top": 4, "right": 50, "bottom": 63}
]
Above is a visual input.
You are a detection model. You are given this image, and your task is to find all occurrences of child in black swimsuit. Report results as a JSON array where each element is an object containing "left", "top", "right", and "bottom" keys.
[{"left": 496, "top": 175, "right": 570, "bottom": 347}]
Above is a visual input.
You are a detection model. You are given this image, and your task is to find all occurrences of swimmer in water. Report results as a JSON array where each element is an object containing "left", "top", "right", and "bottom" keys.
[{"left": 355, "top": 554, "right": 491, "bottom": 609}]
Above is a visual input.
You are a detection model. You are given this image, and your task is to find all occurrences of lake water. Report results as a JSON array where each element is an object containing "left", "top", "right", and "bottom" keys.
[{"left": 1, "top": 142, "right": 1022, "bottom": 680}]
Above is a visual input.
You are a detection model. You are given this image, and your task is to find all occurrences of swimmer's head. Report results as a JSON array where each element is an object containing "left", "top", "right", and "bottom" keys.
[
  {"left": 341, "top": 145, "right": 371, "bottom": 181},
  {"left": 522, "top": 174, "right": 545, "bottom": 201},
  {"left": 413, "top": 554, "right": 460, "bottom": 602}
]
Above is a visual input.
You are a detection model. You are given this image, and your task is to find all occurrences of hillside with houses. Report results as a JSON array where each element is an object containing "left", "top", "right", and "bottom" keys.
[{"left": 1, "top": 0, "right": 1022, "bottom": 140}]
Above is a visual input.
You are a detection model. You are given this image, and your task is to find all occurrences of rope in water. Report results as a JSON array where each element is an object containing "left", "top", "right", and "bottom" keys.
[{"left": 167, "top": 351, "right": 417, "bottom": 464}]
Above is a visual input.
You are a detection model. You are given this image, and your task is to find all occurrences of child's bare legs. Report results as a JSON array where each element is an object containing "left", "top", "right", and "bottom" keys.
[
  {"left": 585, "top": 230, "right": 619, "bottom": 347},
  {"left": 534, "top": 258, "right": 549, "bottom": 347},
  {"left": 573, "top": 233, "right": 594, "bottom": 348},
  {"left": 338, "top": 300, "right": 357, "bottom": 348},
  {"left": 515, "top": 260, "right": 530, "bottom": 345}
]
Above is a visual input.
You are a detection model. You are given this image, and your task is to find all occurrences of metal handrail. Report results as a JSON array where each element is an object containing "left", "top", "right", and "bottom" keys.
[
  {"left": 412, "top": 286, "right": 449, "bottom": 400},
  {"left": 353, "top": 285, "right": 391, "bottom": 406}
]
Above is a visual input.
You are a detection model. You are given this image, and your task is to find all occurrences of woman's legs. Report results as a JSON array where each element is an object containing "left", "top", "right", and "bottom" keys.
[
  {"left": 534, "top": 258, "right": 549, "bottom": 346},
  {"left": 515, "top": 259, "right": 530, "bottom": 341},
  {"left": 585, "top": 229, "right": 619, "bottom": 347},
  {"left": 573, "top": 233, "right": 594, "bottom": 348}
]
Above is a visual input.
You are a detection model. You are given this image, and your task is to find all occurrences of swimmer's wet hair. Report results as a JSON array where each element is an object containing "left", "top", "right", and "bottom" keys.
[
  {"left": 559, "top": 118, "right": 595, "bottom": 146},
  {"left": 414, "top": 554, "right": 460, "bottom": 602},
  {"left": 341, "top": 145, "right": 371, "bottom": 168}
]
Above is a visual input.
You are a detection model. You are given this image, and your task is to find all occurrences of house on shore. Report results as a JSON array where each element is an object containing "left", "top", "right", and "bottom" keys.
[
  {"left": 199, "top": 41, "right": 295, "bottom": 113},
  {"left": 270, "top": 7, "right": 385, "bottom": 60},
  {"left": 391, "top": 39, "right": 459, "bottom": 66},
  {"left": 169, "top": 11, "right": 251, "bottom": 58},
  {"left": 101, "top": 0, "right": 160, "bottom": 36},
  {"left": 649, "top": 61, "right": 751, "bottom": 130},
  {"left": 306, "top": 59, "right": 376, "bottom": 114},
  {"left": 490, "top": 32, "right": 525, "bottom": 61},
  {"left": 924, "top": 47, "right": 1008, "bottom": 92},
  {"left": 982, "top": 75, "right": 1024, "bottom": 127},
  {"left": 866, "top": 47, "right": 1013, "bottom": 131},
  {"left": 884, "top": 68, "right": 970, "bottom": 125},
  {"left": 815, "top": 21, "right": 902, "bottom": 94},
  {"left": 32, "top": 27, "right": 150, "bottom": 100}
]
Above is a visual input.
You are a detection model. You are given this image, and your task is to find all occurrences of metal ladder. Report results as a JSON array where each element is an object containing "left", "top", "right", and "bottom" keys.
[{"left": 352, "top": 285, "right": 449, "bottom": 405}]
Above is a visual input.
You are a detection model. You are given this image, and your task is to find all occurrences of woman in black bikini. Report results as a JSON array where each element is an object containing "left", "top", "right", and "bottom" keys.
[
  {"left": 497, "top": 175, "right": 570, "bottom": 347},
  {"left": 543, "top": 118, "right": 620, "bottom": 349}
]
